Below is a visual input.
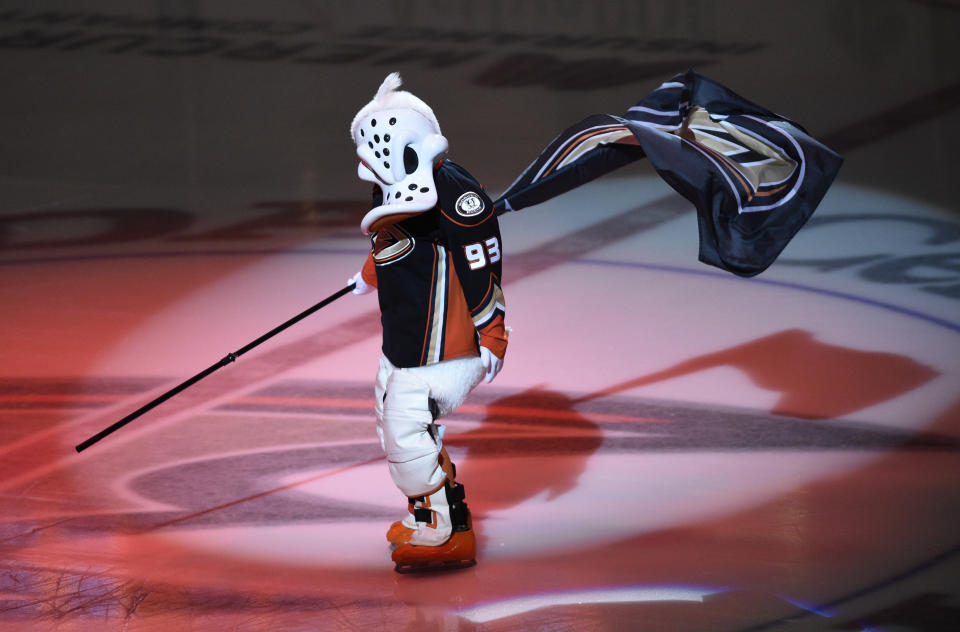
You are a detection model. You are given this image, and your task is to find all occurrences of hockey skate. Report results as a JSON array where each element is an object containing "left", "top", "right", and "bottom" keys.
[
  {"left": 392, "top": 481, "right": 476, "bottom": 573},
  {"left": 386, "top": 499, "right": 417, "bottom": 546},
  {"left": 386, "top": 449, "right": 458, "bottom": 547}
]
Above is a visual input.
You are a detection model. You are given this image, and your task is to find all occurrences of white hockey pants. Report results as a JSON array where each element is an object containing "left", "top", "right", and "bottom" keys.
[{"left": 374, "top": 354, "right": 483, "bottom": 498}]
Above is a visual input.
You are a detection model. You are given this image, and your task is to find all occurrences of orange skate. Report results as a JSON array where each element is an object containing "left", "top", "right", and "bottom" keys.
[
  {"left": 391, "top": 481, "right": 476, "bottom": 572},
  {"left": 386, "top": 500, "right": 416, "bottom": 546}
]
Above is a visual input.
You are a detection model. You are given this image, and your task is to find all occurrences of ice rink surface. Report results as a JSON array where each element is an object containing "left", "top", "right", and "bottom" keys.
[{"left": 2, "top": 2, "right": 959, "bottom": 630}]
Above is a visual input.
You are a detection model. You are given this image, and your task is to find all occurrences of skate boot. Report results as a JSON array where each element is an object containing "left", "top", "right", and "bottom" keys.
[
  {"left": 386, "top": 499, "right": 417, "bottom": 546},
  {"left": 392, "top": 481, "right": 476, "bottom": 573},
  {"left": 387, "top": 449, "right": 459, "bottom": 547}
]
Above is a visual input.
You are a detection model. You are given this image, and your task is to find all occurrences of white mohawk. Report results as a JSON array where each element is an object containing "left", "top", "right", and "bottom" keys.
[
  {"left": 376, "top": 71, "right": 404, "bottom": 99},
  {"left": 350, "top": 72, "right": 442, "bottom": 142}
]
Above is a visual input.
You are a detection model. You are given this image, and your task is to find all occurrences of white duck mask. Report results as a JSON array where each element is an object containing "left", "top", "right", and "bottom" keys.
[{"left": 351, "top": 73, "right": 448, "bottom": 235}]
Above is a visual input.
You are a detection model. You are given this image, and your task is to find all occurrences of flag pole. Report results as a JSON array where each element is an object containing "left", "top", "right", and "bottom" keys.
[{"left": 75, "top": 283, "right": 356, "bottom": 453}]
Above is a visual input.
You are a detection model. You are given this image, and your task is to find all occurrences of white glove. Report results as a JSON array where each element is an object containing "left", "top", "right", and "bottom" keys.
[
  {"left": 479, "top": 346, "right": 503, "bottom": 383},
  {"left": 348, "top": 271, "right": 375, "bottom": 295}
]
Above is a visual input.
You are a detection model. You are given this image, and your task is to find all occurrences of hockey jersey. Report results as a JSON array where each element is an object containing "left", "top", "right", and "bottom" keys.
[{"left": 361, "top": 160, "right": 507, "bottom": 369}]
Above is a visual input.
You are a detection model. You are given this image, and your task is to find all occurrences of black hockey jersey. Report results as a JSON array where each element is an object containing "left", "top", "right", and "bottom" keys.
[{"left": 361, "top": 160, "right": 507, "bottom": 368}]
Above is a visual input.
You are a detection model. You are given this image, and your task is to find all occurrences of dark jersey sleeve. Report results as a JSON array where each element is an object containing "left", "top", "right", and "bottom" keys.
[
  {"left": 435, "top": 162, "right": 508, "bottom": 359},
  {"left": 360, "top": 185, "right": 383, "bottom": 288}
]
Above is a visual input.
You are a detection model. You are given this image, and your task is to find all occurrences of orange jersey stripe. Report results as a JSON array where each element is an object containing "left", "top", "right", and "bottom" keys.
[{"left": 442, "top": 251, "right": 479, "bottom": 361}]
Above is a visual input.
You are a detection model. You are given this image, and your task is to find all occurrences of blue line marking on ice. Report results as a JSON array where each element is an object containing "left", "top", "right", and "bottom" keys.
[
  {"left": 574, "top": 258, "right": 960, "bottom": 335},
  {"left": 7, "top": 249, "right": 958, "bottom": 335}
]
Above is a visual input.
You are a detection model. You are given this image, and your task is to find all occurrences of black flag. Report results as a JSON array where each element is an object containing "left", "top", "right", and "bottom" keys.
[{"left": 494, "top": 71, "right": 843, "bottom": 277}]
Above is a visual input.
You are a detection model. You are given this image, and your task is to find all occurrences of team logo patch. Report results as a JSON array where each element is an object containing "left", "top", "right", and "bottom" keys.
[
  {"left": 456, "top": 192, "right": 485, "bottom": 217},
  {"left": 372, "top": 225, "right": 414, "bottom": 264}
]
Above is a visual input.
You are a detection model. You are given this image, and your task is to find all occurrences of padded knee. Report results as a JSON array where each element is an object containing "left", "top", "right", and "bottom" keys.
[{"left": 381, "top": 369, "right": 446, "bottom": 497}]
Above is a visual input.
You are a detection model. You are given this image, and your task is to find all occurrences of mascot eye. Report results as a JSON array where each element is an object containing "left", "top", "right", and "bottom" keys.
[{"left": 403, "top": 145, "right": 419, "bottom": 175}]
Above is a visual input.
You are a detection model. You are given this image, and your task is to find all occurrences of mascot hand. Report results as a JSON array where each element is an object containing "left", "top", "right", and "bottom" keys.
[
  {"left": 348, "top": 271, "right": 375, "bottom": 295},
  {"left": 479, "top": 346, "right": 503, "bottom": 383}
]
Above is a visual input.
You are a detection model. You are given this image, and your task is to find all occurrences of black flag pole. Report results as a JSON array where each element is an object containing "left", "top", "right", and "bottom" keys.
[{"left": 75, "top": 283, "right": 357, "bottom": 453}]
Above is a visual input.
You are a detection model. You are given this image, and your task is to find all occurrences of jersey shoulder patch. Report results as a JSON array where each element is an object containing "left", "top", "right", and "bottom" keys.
[
  {"left": 436, "top": 161, "right": 493, "bottom": 226},
  {"left": 454, "top": 191, "right": 485, "bottom": 217}
]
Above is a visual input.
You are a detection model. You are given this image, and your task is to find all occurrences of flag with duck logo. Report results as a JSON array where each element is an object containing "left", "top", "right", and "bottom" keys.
[{"left": 494, "top": 70, "right": 844, "bottom": 277}]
